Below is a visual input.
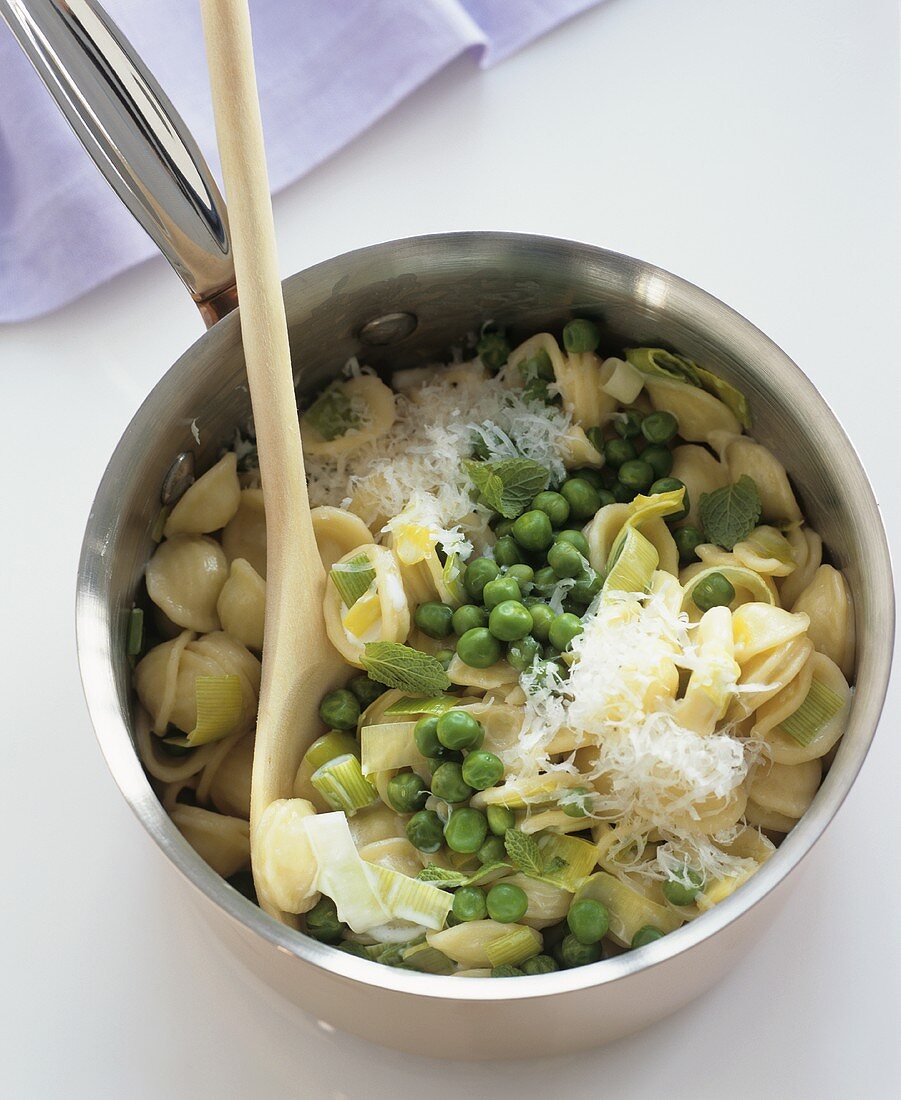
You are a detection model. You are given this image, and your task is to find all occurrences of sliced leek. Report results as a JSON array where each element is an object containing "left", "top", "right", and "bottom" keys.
[
  {"left": 367, "top": 864, "right": 452, "bottom": 929},
  {"left": 303, "top": 731, "right": 360, "bottom": 773},
  {"left": 484, "top": 926, "right": 543, "bottom": 967},
  {"left": 311, "top": 754, "right": 378, "bottom": 815},
  {"left": 303, "top": 812, "right": 391, "bottom": 932},
  {"left": 536, "top": 833, "right": 598, "bottom": 893},
  {"left": 777, "top": 678, "right": 846, "bottom": 747},
  {"left": 126, "top": 607, "right": 144, "bottom": 658},
  {"left": 402, "top": 943, "right": 456, "bottom": 974},
  {"left": 603, "top": 526, "right": 659, "bottom": 595},
  {"left": 168, "top": 674, "right": 243, "bottom": 748},
  {"left": 329, "top": 552, "right": 376, "bottom": 607},
  {"left": 360, "top": 721, "right": 428, "bottom": 775},
  {"left": 574, "top": 872, "right": 682, "bottom": 946}
]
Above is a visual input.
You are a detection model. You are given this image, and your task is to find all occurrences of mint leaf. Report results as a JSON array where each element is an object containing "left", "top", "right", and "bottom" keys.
[
  {"left": 464, "top": 458, "right": 551, "bottom": 518},
  {"left": 698, "top": 476, "right": 762, "bottom": 550},
  {"left": 362, "top": 642, "right": 450, "bottom": 694},
  {"left": 416, "top": 862, "right": 512, "bottom": 889},
  {"left": 416, "top": 866, "right": 468, "bottom": 887},
  {"left": 304, "top": 384, "right": 358, "bottom": 441},
  {"left": 503, "top": 829, "right": 545, "bottom": 877}
]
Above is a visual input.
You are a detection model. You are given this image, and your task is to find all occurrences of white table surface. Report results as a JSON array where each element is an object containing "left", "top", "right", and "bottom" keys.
[{"left": 2, "top": 0, "right": 899, "bottom": 1095}]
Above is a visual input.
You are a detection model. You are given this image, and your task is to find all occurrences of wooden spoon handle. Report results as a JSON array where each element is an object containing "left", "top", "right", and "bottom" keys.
[{"left": 199, "top": 0, "right": 343, "bottom": 924}]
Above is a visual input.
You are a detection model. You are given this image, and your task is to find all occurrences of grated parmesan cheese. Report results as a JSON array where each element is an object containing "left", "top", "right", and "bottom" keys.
[{"left": 303, "top": 361, "right": 573, "bottom": 542}]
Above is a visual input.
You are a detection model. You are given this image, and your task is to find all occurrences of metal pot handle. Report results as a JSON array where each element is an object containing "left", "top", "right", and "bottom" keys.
[{"left": 1, "top": 0, "right": 237, "bottom": 326}]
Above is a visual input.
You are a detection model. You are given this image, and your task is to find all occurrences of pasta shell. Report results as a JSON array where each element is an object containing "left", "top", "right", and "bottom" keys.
[
  {"left": 749, "top": 758, "right": 821, "bottom": 820},
  {"left": 216, "top": 558, "right": 265, "bottom": 651},
  {"left": 145, "top": 534, "right": 228, "bottom": 632},
  {"left": 670, "top": 444, "right": 729, "bottom": 528},
  {"left": 645, "top": 377, "right": 741, "bottom": 443},
  {"left": 170, "top": 804, "right": 250, "bottom": 878},
  {"left": 792, "top": 565, "right": 856, "bottom": 678},
  {"left": 311, "top": 506, "right": 374, "bottom": 570},
  {"left": 721, "top": 437, "right": 802, "bottom": 523},
  {"left": 163, "top": 452, "right": 241, "bottom": 537},
  {"left": 221, "top": 488, "right": 267, "bottom": 578}
]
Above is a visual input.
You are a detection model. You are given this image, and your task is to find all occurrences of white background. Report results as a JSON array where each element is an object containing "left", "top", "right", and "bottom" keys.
[{"left": 2, "top": 0, "right": 899, "bottom": 1096}]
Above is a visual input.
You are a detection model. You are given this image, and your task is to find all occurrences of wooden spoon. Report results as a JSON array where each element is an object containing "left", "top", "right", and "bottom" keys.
[{"left": 199, "top": 0, "right": 346, "bottom": 925}]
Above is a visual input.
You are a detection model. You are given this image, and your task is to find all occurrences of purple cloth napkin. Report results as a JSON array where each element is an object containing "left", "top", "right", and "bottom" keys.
[{"left": 0, "top": 0, "right": 601, "bottom": 324}]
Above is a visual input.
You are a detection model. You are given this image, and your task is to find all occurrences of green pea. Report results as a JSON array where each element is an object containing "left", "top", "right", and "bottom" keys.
[
  {"left": 567, "top": 898, "right": 610, "bottom": 944},
  {"left": 559, "top": 934, "right": 604, "bottom": 968},
  {"left": 430, "top": 761, "right": 474, "bottom": 804},
  {"left": 528, "top": 602, "right": 556, "bottom": 642},
  {"left": 612, "top": 481, "right": 634, "bottom": 503},
  {"left": 547, "top": 540, "right": 585, "bottom": 579},
  {"left": 631, "top": 925, "right": 665, "bottom": 948},
  {"left": 518, "top": 348, "right": 555, "bottom": 381},
  {"left": 435, "top": 649, "right": 455, "bottom": 670},
  {"left": 463, "top": 557, "right": 500, "bottom": 601},
  {"left": 641, "top": 410, "right": 679, "bottom": 444},
  {"left": 493, "top": 536, "right": 523, "bottom": 567},
  {"left": 414, "top": 715, "right": 442, "bottom": 758},
  {"left": 386, "top": 771, "right": 429, "bottom": 814},
  {"left": 477, "top": 328, "right": 510, "bottom": 371},
  {"left": 347, "top": 675, "right": 384, "bottom": 710},
  {"left": 507, "top": 634, "right": 542, "bottom": 671},
  {"left": 488, "top": 600, "right": 533, "bottom": 642},
  {"left": 429, "top": 748, "right": 463, "bottom": 771},
  {"left": 597, "top": 488, "right": 617, "bottom": 508},
  {"left": 674, "top": 525, "right": 705, "bottom": 564},
  {"left": 486, "top": 882, "right": 528, "bottom": 923},
  {"left": 662, "top": 871, "right": 703, "bottom": 906},
  {"left": 487, "top": 805, "right": 515, "bottom": 836},
  {"left": 604, "top": 438, "right": 636, "bottom": 469},
  {"left": 549, "top": 612, "right": 583, "bottom": 652},
  {"left": 691, "top": 572, "right": 736, "bottom": 612},
  {"left": 437, "top": 710, "right": 484, "bottom": 751},
  {"left": 405, "top": 810, "right": 444, "bottom": 852},
  {"left": 506, "top": 564, "right": 535, "bottom": 589},
  {"left": 617, "top": 459, "right": 655, "bottom": 493},
  {"left": 569, "top": 570, "right": 603, "bottom": 606},
  {"left": 571, "top": 466, "right": 606, "bottom": 490},
  {"left": 521, "top": 954, "right": 559, "bottom": 975},
  {"left": 493, "top": 518, "right": 515, "bottom": 539},
  {"left": 456, "top": 627, "right": 502, "bottom": 669},
  {"left": 477, "top": 834, "right": 507, "bottom": 864},
  {"left": 462, "top": 750, "right": 504, "bottom": 791},
  {"left": 318, "top": 689, "right": 360, "bottom": 732},
  {"left": 554, "top": 529, "right": 590, "bottom": 557},
  {"left": 444, "top": 807, "right": 489, "bottom": 854},
  {"left": 490, "top": 965, "right": 524, "bottom": 978},
  {"left": 614, "top": 408, "right": 644, "bottom": 439},
  {"left": 484, "top": 576, "right": 523, "bottom": 611},
  {"left": 532, "top": 567, "right": 559, "bottom": 598},
  {"left": 413, "top": 601, "right": 454, "bottom": 639},
  {"left": 512, "top": 509, "right": 554, "bottom": 552},
  {"left": 561, "top": 478, "right": 602, "bottom": 521},
  {"left": 642, "top": 443, "right": 674, "bottom": 479},
  {"left": 453, "top": 886, "right": 488, "bottom": 922},
  {"left": 305, "top": 897, "right": 346, "bottom": 944},
  {"left": 452, "top": 604, "right": 487, "bottom": 636},
  {"left": 531, "top": 490, "right": 570, "bottom": 528},
  {"left": 650, "top": 477, "right": 689, "bottom": 520},
  {"left": 561, "top": 786, "right": 593, "bottom": 818},
  {"left": 562, "top": 318, "right": 601, "bottom": 354}
]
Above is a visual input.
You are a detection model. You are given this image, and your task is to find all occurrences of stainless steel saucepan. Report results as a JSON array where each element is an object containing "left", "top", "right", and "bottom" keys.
[{"left": 5, "top": 0, "right": 892, "bottom": 1058}]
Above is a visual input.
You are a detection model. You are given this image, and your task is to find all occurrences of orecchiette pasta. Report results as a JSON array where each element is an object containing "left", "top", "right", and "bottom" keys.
[
  {"left": 170, "top": 804, "right": 250, "bottom": 878},
  {"left": 221, "top": 488, "right": 267, "bottom": 578},
  {"left": 145, "top": 534, "right": 229, "bottom": 632},
  {"left": 670, "top": 444, "right": 729, "bottom": 527},
  {"left": 310, "top": 506, "right": 373, "bottom": 570},
  {"left": 134, "top": 630, "right": 261, "bottom": 736},
  {"left": 164, "top": 452, "right": 241, "bottom": 537},
  {"left": 216, "top": 558, "right": 265, "bottom": 651},
  {"left": 322, "top": 544, "right": 410, "bottom": 666},
  {"left": 720, "top": 437, "right": 802, "bottom": 523},
  {"left": 301, "top": 375, "right": 396, "bottom": 457},
  {"left": 792, "top": 565, "right": 856, "bottom": 678}
]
